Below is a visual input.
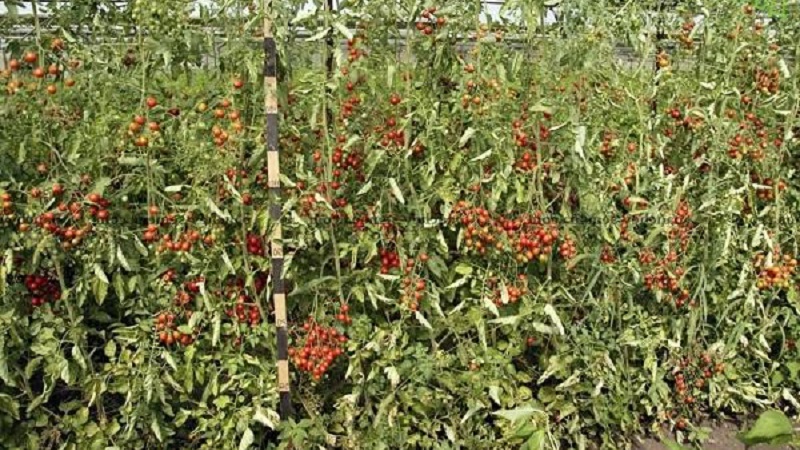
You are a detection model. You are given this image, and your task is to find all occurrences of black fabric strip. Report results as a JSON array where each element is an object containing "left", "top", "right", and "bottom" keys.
[
  {"left": 266, "top": 115, "right": 278, "bottom": 150},
  {"left": 269, "top": 203, "right": 281, "bottom": 219},
  {"left": 271, "top": 258, "right": 284, "bottom": 294},
  {"left": 263, "top": 38, "right": 277, "bottom": 77},
  {"left": 279, "top": 392, "right": 292, "bottom": 415},
  {"left": 277, "top": 327, "right": 289, "bottom": 359}
]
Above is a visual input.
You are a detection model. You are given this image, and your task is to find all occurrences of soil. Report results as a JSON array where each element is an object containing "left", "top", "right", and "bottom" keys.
[{"left": 633, "top": 421, "right": 795, "bottom": 450}]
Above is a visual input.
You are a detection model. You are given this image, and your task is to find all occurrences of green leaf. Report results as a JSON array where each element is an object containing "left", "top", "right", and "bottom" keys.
[
  {"left": 523, "top": 430, "right": 546, "bottom": 450},
  {"left": 93, "top": 264, "right": 109, "bottom": 284},
  {"left": 459, "top": 128, "right": 476, "bottom": 147},
  {"left": 384, "top": 366, "right": 400, "bottom": 388},
  {"left": 305, "top": 27, "right": 330, "bottom": 41},
  {"left": 151, "top": 419, "right": 163, "bottom": 442},
  {"left": 206, "top": 198, "right": 231, "bottom": 221},
  {"left": 387, "top": 64, "right": 395, "bottom": 89},
  {"left": 573, "top": 125, "right": 586, "bottom": 160},
  {"left": 544, "top": 304, "right": 564, "bottom": 335},
  {"left": 356, "top": 180, "right": 373, "bottom": 195},
  {"left": 212, "top": 312, "right": 221, "bottom": 347},
  {"left": 104, "top": 341, "right": 117, "bottom": 358},
  {"left": 93, "top": 277, "right": 108, "bottom": 305},
  {"left": 163, "top": 352, "right": 178, "bottom": 372},
  {"left": 488, "top": 316, "right": 519, "bottom": 325},
  {"left": 118, "top": 156, "right": 145, "bottom": 166},
  {"left": 455, "top": 263, "right": 473, "bottom": 275},
  {"left": 389, "top": 178, "right": 405, "bottom": 204},
  {"left": 253, "top": 408, "right": 278, "bottom": 429},
  {"left": 116, "top": 246, "right": 131, "bottom": 271},
  {"left": 492, "top": 404, "right": 543, "bottom": 422},
  {"left": 334, "top": 22, "right": 353, "bottom": 40},
  {"left": 414, "top": 311, "right": 432, "bottom": 330},
  {"left": 239, "top": 428, "right": 254, "bottom": 450},
  {"left": 445, "top": 278, "right": 469, "bottom": 290},
  {"left": 737, "top": 410, "right": 794, "bottom": 446},
  {"left": 0, "top": 394, "right": 20, "bottom": 420},
  {"left": 470, "top": 150, "right": 492, "bottom": 162}
]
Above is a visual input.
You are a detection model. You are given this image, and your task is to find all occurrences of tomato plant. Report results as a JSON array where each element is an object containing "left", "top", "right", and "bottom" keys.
[{"left": 1, "top": 0, "right": 799, "bottom": 449}]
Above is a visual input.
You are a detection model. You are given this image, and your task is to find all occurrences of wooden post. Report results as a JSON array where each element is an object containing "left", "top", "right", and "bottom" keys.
[{"left": 262, "top": 0, "right": 291, "bottom": 418}]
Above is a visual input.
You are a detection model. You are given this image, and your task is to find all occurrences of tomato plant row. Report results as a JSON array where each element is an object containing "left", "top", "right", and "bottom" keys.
[{"left": 1, "top": 0, "right": 799, "bottom": 449}]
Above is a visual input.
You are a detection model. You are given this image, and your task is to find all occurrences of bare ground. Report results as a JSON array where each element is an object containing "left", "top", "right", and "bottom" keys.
[{"left": 633, "top": 421, "right": 794, "bottom": 450}]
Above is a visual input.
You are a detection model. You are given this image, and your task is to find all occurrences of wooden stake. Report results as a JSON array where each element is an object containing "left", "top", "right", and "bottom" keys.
[{"left": 262, "top": 0, "right": 291, "bottom": 418}]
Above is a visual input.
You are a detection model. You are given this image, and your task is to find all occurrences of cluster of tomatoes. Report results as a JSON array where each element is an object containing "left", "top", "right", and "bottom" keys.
[
  {"left": 128, "top": 110, "right": 160, "bottom": 148},
  {"left": 558, "top": 237, "right": 578, "bottom": 261},
  {"left": 1, "top": 192, "right": 14, "bottom": 219},
  {"left": 217, "top": 167, "right": 249, "bottom": 202},
  {"left": 330, "top": 137, "right": 365, "bottom": 181},
  {"left": 339, "top": 91, "right": 363, "bottom": 121},
  {"left": 487, "top": 274, "right": 529, "bottom": 307},
  {"left": 624, "top": 162, "right": 637, "bottom": 186},
  {"left": 753, "top": 250, "right": 797, "bottom": 290},
  {"left": 33, "top": 209, "right": 94, "bottom": 251},
  {"left": 289, "top": 317, "right": 348, "bottom": 381},
  {"left": 378, "top": 116, "right": 407, "bottom": 150},
  {"left": 414, "top": 6, "right": 445, "bottom": 36},
  {"left": 622, "top": 196, "right": 649, "bottom": 212},
  {"left": 84, "top": 192, "right": 112, "bottom": 221},
  {"left": 638, "top": 248, "right": 657, "bottom": 265},
  {"left": 3, "top": 41, "right": 77, "bottom": 96},
  {"left": 300, "top": 137, "right": 365, "bottom": 219},
  {"left": 21, "top": 189, "right": 110, "bottom": 251},
  {"left": 472, "top": 23, "right": 504, "bottom": 42},
  {"left": 449, "top": 203, "right": 572, "bottom": 265},
  {"left": 154, "top": 311, "right": 196, "bottom": 347},
  {"left": 155, "top": 226, "right": 213, "bottom": 253},
  {"left": 335, "top": 303, "right": 352, "bottom": 325},
  {"left": 216, "top": 274, "right": 267, "bottom": 327},
  {"left": 600, "top": 245, "right": 616, "bottom": 264},
  {"left": 643, "top": 251, "right": 693, "bottom": 308},
  {"left": 669, "top": 351, "right": 725, "bottom": 430},
  {"left": 510, "top": 115, "right": 552, "bottom": 171},
  {"left": 379, "top": 247, "right": 401, "bottom": 274},
  {"left": 146, "top": 211, "right": 214, "bottom": 253},
  {"left": 24, "top": 273, "right": 61, "bottom": 308},
  {"left": 668, "top": 201, "right": 694, "bottom": 252},
  {"left": 599, "top": 130, "right": 617, "bottom": 158},
  {"left": 656, "top": 50, "right": 670, "bottom": 69},
  {"left": 245, "top": 233, "right": 266, "bottom": 257},
  {"left": 345, "top": 36, "right": 367, "bottom": 64},
  {"left": 224, "top": 294, "right": 262, "bottom": 327},
  {"left": 677, "top": 19, "right": 696, "bottom": 50},
  {"left": 726, "top": 107, "right": 782, "bottom": 161},
  {"left": 206, "top": 99, "right": 243, "bottom": 148},
  {"left": 755, "top": 66, "right": 780, "bottom": 95},
  {"left": 399, "top": 255, "right": 429, "bottom": 311},
  {"left": 750, "top": 173, "right": 787, "bottom": 202},
  {"left": 174, "top": 277, "right": 204, "bottom": 307},
  {"left": 337, "top": 35, "right": 367, "bottom": 122},
  {"left": 619, "top": 215, "right": 633, "bottom": 241},
  {"left": 663, "top": 105, "right": 703, "bottom": 136},
  {"left": 461, "top": 76, "right": 508, "bottom": 113}
]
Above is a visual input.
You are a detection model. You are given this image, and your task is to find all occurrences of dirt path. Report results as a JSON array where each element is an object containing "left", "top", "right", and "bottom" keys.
[{"left": 633, "top": 421, "right": 794, "bottom": 450}]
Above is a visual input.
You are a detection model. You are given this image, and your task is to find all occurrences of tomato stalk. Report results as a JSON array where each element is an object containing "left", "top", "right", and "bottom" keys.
[{"left": 321, "top": 0, "right": 345, "bottom": 304}]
